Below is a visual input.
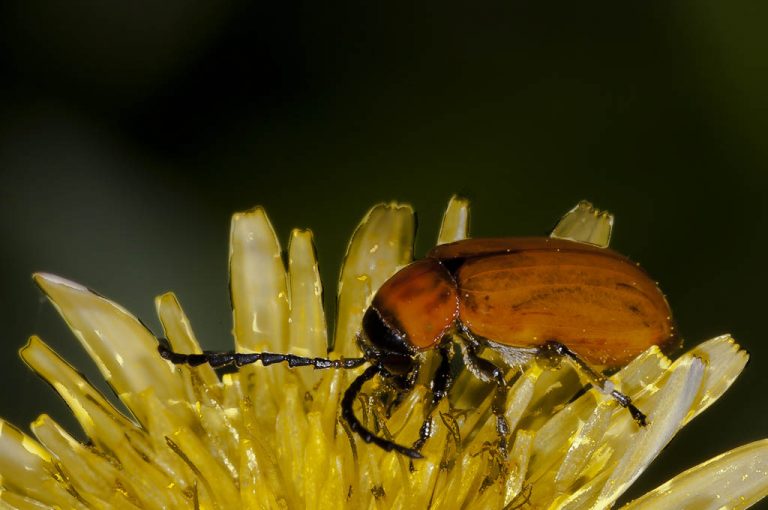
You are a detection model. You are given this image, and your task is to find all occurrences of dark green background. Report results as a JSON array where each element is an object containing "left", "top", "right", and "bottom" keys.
[{"left": 1, "top": 1, "right": 766, "bottom": 505}]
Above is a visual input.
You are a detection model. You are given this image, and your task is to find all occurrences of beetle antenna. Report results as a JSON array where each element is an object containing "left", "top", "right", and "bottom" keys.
[
  {"left": 158, "top": 343, "right": 366, "bottom": 370},
  {"left": 341, "top": 364, "right": 423, "bottom": 459}
]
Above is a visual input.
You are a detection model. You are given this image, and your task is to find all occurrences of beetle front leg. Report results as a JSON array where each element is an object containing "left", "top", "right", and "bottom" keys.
[
  {"left": 539, "top": 341, "right": 647, "bottom": 427},
  {"left": 341, "top": 365, "right": 424, "bottom": 459},
  {"left": 409, "top": 343, "right": 455, "bottom": 461}
]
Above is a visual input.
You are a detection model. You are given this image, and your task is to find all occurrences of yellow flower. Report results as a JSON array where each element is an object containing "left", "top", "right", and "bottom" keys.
[{"left": 1, "top": 197, "right": 766, "bottom": 509}]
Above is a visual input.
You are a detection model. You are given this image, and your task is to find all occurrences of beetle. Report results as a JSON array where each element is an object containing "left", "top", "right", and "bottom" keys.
[{"left": 159, "top": 228, "right": 676, "bottom": 459}]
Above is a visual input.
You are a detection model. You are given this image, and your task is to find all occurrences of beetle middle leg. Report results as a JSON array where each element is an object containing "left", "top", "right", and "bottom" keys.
[
  {"left": 459, "top": 338, "right": 511, "bottom": 455},
  {"left": 539, "top": 341, "right": 647, "bottom": 426}
]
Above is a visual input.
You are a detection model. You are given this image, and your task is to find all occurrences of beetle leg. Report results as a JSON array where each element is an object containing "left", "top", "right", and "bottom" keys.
[
  {"left": 409, "top": 344, "right": 454, "bottom": 460},
  {"left": 158, "top": 341, "right": 367, "bottom": 370},
  {"left": 380, "top": 365, "right": 419, "bottom": 416},
  {"left": 539, "top": 341, "right": 648, "bottom": 427},
  {"left": 341, "top": 365, "right": 423, "bottom": 459},
  {"left": 460, "top": 341, "right": 511, "bottom": 455}
]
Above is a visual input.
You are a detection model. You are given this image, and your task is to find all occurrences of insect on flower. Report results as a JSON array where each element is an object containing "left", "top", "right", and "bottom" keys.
[{"left": 159, "top": 201, "right": 678, "bottom": 459}]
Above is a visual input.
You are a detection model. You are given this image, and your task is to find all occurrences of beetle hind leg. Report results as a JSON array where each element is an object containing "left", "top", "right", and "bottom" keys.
[{"left": 539, "top": 341, "right": 647, "bottom": 427}]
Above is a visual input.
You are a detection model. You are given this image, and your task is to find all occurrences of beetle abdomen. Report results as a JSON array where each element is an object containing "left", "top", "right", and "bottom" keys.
[{"left": 456, "top": 249, "right": 674, "bottom": 367}]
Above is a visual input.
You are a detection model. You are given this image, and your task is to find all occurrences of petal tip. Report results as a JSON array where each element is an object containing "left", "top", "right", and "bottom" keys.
[
  {"left": 18, "top": 335, "right": 41, "bottom": 356},
  {"left": 232, "top": 205, "right": 268, "bottom": 222},
  {"left": 32, "top": 273, "right": 88, "bottom": 293}
]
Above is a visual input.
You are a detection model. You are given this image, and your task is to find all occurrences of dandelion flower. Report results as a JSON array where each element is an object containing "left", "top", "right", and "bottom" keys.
[{"left": 1, "top": 197, "right": 767, "bottom": 509}]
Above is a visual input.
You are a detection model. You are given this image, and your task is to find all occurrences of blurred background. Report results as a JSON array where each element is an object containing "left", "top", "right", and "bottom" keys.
[{"left": 1, "top": 1, "right": 767, "bottom": 504}]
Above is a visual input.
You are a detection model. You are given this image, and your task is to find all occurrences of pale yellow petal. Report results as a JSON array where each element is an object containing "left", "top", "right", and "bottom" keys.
[
  {"left": 32, "top": 273, "right": 185, "bottom": 411},
  {"left": 622, "top": 439, "right": 768, "bottom": 510},
  {"left": 554, "top": 398, "right": 614, "bottom": 492},
  {"left": 677, "top": 334, "right": 749, "bottom": 423},
  {"left": 437, "top": 195, "right": 470, "bottom": 244},
  {"left": 0, "top": 491, "right": 54, "bottom": 510},
  {"left": 229, "top": 207, "right": 289, "bottom": 425},
  {"left": 20, "top": 336, "right": 138, "bottom": 440},
  {"left": 230, "top": 207, "right": 289, "bottom": 354},
  {"left": 31, "top": 415, "right": 141, "bottom": 509},
  {"left": 156, "top": 292, "right": 220, "bottom": 390},
  {"left": 504, "top": 429, "right": 534, "bottom": 506},
  {"left": 333, "top": 202, "right": 415, "bottom": 356},
  {"left": 287, "top": 228, "right": 328, "bottom": 389},
  {"left": 0, "top": 420, "right": 82, "bottom": 508},
  {"left": 20, "top": 338, "right": 188, "bottom": 509},
  {"left": 594, "top": 356, "right": 706, "bottom": 508},
  {"left": 550, "top": 200, "right": 614, "bottom": 248},
  {"left": 546, "top": 355, "right": 704, "bottom": 509}
]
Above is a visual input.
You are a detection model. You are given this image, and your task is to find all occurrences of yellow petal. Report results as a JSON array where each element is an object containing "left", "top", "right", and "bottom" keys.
[
  {"left": 554, "top": 399, "right": 614, "bottom": 492},
  {"left": 550, "top": 200, "right": 614, "bottom": 248},
  {"left": 229, "top": 207, "right": 289, "bottom": 424},
  {"left": 229, "top": 207, "right": 289, "bottom": 354},
  {"left": 678, "top": 334, "right": 749, "bottom": 423},
  {"left": 21, "top": 338, "right": 189, "bottom": 509},
  {"left": 287, "top": 229, "right": 328, "bottom": 389},
  {"left": 0, "top": 419, "right": 81, "bottom": 508},
  {"left": 622, "top": 439, "right": 768, "bottom": 510},
  {"left": 31, "top": 414, "right": 140, "bottom": 509},
  {"left": 156, "top": 292, "right": 220, "bottom": 390},
  {"left": 594, "top": 356, "right": 706, "bottom": 508},
  {"left": 33, "top": 273, "right": 185, "bottom": 410},
  {"left": 20, "top": 336, "right": 138, "bottom": 439},
  {"left": 333, "top": 202, "right": 414, "bottom": 356},
  {"left": 437, "top": 195, "right": 470, "bottom": 244}
]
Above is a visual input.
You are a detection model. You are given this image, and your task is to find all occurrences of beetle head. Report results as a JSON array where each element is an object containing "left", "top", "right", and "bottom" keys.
[{"left": 358, "top": 306, "right": 416, "bottom": 375}]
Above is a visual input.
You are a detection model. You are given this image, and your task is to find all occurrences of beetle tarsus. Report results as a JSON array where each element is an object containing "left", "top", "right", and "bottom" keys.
[{"left": 611, "top": 390, "right": 648, "bottom": 426}]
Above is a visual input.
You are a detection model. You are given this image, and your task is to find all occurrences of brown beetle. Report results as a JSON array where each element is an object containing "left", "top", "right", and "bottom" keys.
[{"left": 160, "top": 207, "right": 676, "bottom": 458}]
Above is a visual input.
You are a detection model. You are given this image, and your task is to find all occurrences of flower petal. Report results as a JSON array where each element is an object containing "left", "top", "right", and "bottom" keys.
[
  {"left": 156, "top": 292, "right": 220, "bottom": 390},
  {"left": 31, "top": 414, "right": 141, "bottom": 509},
  {"left": 33, "top": 273, "right": 185, "bottom": 410},
  {"left": 550, "top": 200, "right": 614, "bottom": 248},
  {"left": 229, "top": 207, "right": 289, "bottom": 424},
  {"left": 287, "top": 228, "right": 328, "bottom": 389},
  {"left": 437, "top": 195, "right": 470, "bottom": 245},
  {"left": 0, "top": 419, "right": 82, "bottom": 508},
  {"left": 678, "top": 334, "right": 748, "bottom": 423},
  {"left": 20, "top": 336, "right": 136, "bottom": 440},
  {"left": 229, "top": 207, "right": 289, "bottom": 354},
  {"left": 594, "top": 356, "right": 705, "bottom": 508},
  {"left": 333, "top": 202, "right": 414, "bottom": 357},
  {"left": 621, "top": 439, "right": 768, "bottom": 510},
  {"left": 21, "top": 337, "right": 191, "bottom": 508}
]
